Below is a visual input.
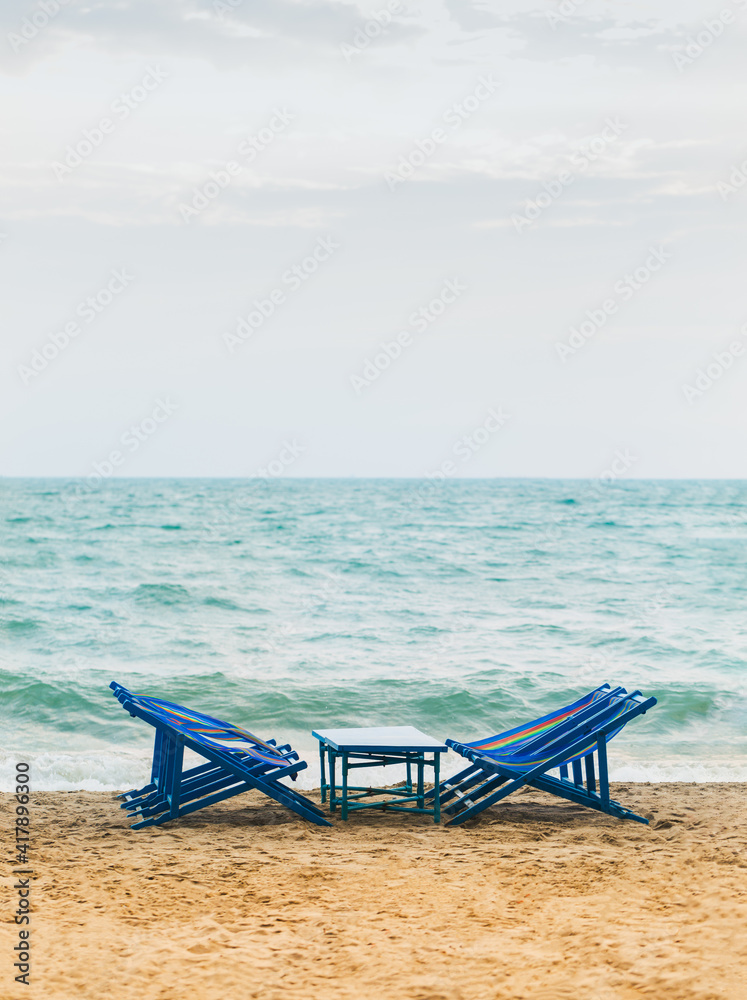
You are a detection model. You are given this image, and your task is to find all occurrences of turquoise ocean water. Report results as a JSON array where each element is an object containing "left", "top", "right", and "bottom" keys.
[{"left": 1, "top": 478, "right": 746, "bottom": 792}]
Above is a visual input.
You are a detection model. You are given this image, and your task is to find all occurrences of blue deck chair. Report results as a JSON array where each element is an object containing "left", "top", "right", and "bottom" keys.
[
  {"left": 110, "top": 682, "right": 330, "bottom": 828},
  {"left": 434, "top": 683, "right": 656, "bottom": 826}
]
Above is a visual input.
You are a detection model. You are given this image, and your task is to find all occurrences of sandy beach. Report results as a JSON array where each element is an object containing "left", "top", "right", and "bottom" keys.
[{"left": 3, "top": 783, "right": 745, "bottom": 1000}]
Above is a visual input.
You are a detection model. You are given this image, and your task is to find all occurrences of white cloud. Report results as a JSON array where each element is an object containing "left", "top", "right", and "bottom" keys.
[{"left": 2, "top": 0, "right": 747, "bottom": 475}]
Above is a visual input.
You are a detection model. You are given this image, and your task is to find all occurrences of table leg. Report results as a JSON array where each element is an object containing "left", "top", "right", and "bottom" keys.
[
  {"left": 406, "top": 759, "right": 412, "bottom": 793},
  {"left": 433, "top": 751, "right": 441, "bottom": 824},
  {"left": 329, "top": 751, "right": 337, "bottom": 813},
  {"left": 417, "top": 753, "right": 425, "bottom": 811},
  {"left": 341, "top": 752, "right": 349, "bottom": 821}
]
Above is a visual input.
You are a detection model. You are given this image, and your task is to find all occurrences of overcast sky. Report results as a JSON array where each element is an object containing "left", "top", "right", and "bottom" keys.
[{"left": 2, "top": 0, "right": 746, "bottom": 478}]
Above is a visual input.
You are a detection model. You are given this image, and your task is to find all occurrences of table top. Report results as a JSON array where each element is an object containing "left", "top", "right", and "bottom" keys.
[{"left": 311, "top": 726, "right": 448, "bottom": 753}]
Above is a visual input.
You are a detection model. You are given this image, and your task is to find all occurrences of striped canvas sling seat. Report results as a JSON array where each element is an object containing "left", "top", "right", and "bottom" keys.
[
  {"left": 110, "top": 682, "right": 330, "bottom": 829},
  {"left": 436, "top": 683, "right": 656, "bottom": 826},
  {"left": 122, "top": 691, "right": 299, "bottom": 768}
]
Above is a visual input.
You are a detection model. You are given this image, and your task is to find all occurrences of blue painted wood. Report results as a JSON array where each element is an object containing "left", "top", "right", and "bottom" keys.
[
  {"left": 584, "top": 753, "right": 596, "bottom": 793},
  {"left": 151, "top": 729, "right": 163, "bottom": 784},
  {"left": 425, "top": 762, "right": 481, "bottom": 803},
  {"left": 312, "top": 727, "right": 448, "bottom": 754},
  {"left": 314, "top": 730, "right": 444, "bottom": 823},
  {"left": 110, "top": 681, "right": 330, "bottom": 829},
  {"left": 440, "top": 686, "right": 656, "bottom": 826},
  {"left": 440, "top": 769, "right": 509, "bottom": 814},
  {"left": 341, "top": 754, "right": 349, "bottom": 821},
  {"left": 511, "top": 687, "right": 626, "bottom": 760},
  {"left": 319, "top": 739, "right": 327, "bottom": 804},
  {"left": 433, "top": 749, "right": 441, "bottom": 824},
  {"left": 597, "top": 734, "right": 610, "bottom": 806},
  {"left": 470, "top": 765, "right": 647, "bottom": 824}
]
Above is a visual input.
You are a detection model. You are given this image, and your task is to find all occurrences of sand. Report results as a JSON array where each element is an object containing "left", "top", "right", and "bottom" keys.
[{"left": 2, "top": 783, "right": 746, "bottom": 1000}]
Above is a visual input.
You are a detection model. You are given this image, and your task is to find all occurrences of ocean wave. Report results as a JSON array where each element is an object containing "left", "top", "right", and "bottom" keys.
[
  {"left": 0, "top": 751, "right": 151, "bottom": 793},
  {"left": 132, "top": 583, "right": 191, "bottom": 605},
  {"left": 609, "top": 762, "right": 747, "bottom": 783},
  {"left": 203, "top": 596, "right": 244, "bottom": 611},
  {"left": 1, "top": 749, "right": 744, "bottom": 793},
  {"left": 1, "top": 618, "right": 41, "bottom": 634},
  {"left": 3, "top": 478, "right": 747, "bottom": 787}
]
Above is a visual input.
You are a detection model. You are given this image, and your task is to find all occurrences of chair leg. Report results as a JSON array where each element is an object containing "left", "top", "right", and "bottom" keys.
[
  {"left": 156, "top": 732, "right": 177, "bottom": 796},
  {"left": 597, "top": 736, "right": 610, "bottom": 807},
  {"left": 446, "top": 772, "right": 529, "bottom": 825},
  {"left": 168, "top": 739, "right": 184, "bottom": 819},
  {"left": 524, "top": 770, "right": 649, "bottom": 823},
  {"left": 584, "top": 753, "right": 596, "bottom": 794},
  {"left": 432, "top": 763, "right": 483, "bottom": 805},
  {"left": 443, "top": 771, "right": 508, "bottom": 815},
  {"left": 319, "top": 741, "right": 327, "bottom": 804},
  {"left": 151, "top": 729, "right": 164, "bottom": 784}
]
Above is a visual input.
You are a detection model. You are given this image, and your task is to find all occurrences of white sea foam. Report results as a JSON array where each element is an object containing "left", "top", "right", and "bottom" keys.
[
  {"left": 1, "top": 751, "right": 745, "bottom": 792},
  {"left": 0, "top": 751, "right": 151, "bottom": 793},
  {"left": 609, "top": 761, "right": 747, "bottom": 783}
]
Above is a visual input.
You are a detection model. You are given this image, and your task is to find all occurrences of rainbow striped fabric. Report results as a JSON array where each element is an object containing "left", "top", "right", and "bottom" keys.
[
  {"left": 457, "top": 684, "right": 639, "bottom": 770},
  {"left": 124, "top": 691, "right": 294, "bottom": 767},
  {"left": 440, "top": 683, "right": 657, "bottom": 826}
]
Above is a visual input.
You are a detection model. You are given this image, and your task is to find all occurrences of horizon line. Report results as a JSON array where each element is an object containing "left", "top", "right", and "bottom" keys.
[{"left": 3, "top": 475, "right": 747, "bottom": 483}]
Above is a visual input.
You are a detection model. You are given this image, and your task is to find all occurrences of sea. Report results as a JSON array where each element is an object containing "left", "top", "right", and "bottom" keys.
[{"left": 1, "top": 478, "right": 746, "bottom": 793}]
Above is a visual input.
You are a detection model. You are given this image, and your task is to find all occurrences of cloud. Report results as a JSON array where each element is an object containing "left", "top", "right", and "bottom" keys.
[
  {"left": 444, "top": 0, "right": 507, "bottom": 32},
  {"left": 443, "top": 1, "right": 747, "bottom": 76},
  {"left": 1, "top": 0, "right": 425, "bottom": 74}
]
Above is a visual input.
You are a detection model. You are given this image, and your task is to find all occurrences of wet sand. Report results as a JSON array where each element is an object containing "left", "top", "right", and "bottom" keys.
[{"left": 2, "top": 783, "right": 745, "bottom": 1000}]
